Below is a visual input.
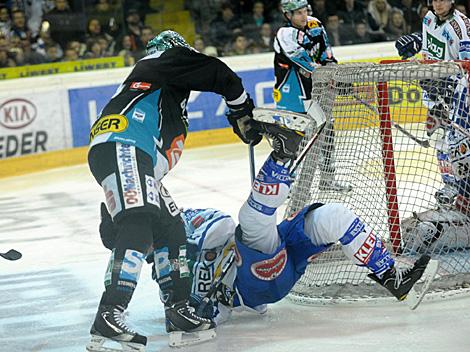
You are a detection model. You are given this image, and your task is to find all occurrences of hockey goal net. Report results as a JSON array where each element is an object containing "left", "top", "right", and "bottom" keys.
[{"left": 286, "top": 60, "right": 470, "bottom": 304}]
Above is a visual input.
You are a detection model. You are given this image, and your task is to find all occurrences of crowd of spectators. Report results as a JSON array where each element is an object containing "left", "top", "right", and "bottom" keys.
[
  {"left": 187, "top": 0, "right": 470, "bottom": 57},
  {"left": 0, "top": 0, "right": 470, "bottom": 69}
]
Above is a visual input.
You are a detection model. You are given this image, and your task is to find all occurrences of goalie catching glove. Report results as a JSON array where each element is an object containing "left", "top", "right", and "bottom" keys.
[
  {"left": 226, "top": 95, "right": 262, "bottom": 145},
  {"left": 395, "top": 32, "right": 422, "bottom": 59}
]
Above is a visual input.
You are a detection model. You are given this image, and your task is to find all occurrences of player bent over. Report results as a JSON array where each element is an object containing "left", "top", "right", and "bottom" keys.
[
  {"left": 86, "top": 30, "right": 261, "bottom": 352},
  {"left": 98, "top": 116, "right": 438, "bottom": 342}
]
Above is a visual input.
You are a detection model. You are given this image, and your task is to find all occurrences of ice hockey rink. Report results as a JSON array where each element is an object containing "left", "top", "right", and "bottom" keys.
[{"left": 1, "top": 142, "right": 470, "bottom": 352}]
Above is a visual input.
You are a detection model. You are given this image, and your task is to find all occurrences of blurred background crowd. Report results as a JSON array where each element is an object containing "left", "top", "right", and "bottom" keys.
[{"left": 0, "top": 0, "right": 469, "bottom": 68}]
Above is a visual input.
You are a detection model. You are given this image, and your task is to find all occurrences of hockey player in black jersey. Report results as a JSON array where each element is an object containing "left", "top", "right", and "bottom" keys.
[{"left": 86, "top": 30, "right": 261, "bottom": 352}]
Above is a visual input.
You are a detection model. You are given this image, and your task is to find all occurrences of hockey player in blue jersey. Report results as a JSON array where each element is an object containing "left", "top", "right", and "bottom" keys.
[
  {"left": 98, "top": 118, "right": 435, "bottom": 344},
  {"left": 273, "top": 0, "right": 351, "bottom": 193},
  {"left": 86, "top": 30, "right": 262, "bottom": 352}
]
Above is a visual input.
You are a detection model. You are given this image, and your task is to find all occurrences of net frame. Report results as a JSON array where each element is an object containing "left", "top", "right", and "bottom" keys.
[{"left": 286, "top": 60, "right": 470, "bottom": 305}]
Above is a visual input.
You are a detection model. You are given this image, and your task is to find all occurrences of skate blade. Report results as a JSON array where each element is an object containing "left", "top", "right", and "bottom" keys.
[
  {"left": 406, "top": 259, "right": 439, "bottom": 311},
  {"left": 168, "top": 328, "right": 216, "bottom": 347},
  {"left": 252, "top": 107, "right": 311, "bottom": 132},
  {"left": 86, "top": 334, "right": 145, "bottom": 352}
]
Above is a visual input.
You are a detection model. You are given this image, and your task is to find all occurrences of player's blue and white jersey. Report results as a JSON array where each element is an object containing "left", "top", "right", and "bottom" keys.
[
  {"left": 422, "top": 9, "right": 470, "bottom": 60},
  {"left": 180, "top": 208, "right": 238, "bottom": 299}
]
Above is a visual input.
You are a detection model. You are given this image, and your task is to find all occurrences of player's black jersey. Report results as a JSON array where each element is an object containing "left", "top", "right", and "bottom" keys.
[{"left": 90, "top": 47, "right": 246, "bottom": 178}]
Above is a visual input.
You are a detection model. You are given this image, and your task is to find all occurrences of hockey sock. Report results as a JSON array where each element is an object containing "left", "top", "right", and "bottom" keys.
[
  {"left": 339, "top": 218, "right": 394, "bottom": 278},
  {"left": 102, "top": 213, "right": 153, "bottom": 306}
]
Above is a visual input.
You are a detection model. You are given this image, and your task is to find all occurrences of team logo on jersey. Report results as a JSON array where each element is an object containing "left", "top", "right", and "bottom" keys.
[
  {"left": 307, "top": 19, "right": 319, "bottom": 29},
  {"left": 251, "top": 249, "right": 287, "bottom": 281},
  {"left": 90, "top": 114, "right": 128, "bottom": 141},
  {"left": 130, "top": 81, "right": 152, "bottom": 90},
  {"left": 273, "top": 88, "right": 282, "bottom": 103},
  {"left": 426, "top": 33, "right": 445, "bottom": 59},
  {"left": 165, "top": 134, "right": 185, "bottom": 170}
]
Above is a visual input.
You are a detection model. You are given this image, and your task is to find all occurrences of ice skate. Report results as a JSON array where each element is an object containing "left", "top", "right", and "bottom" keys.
[
  {"left": 368, "top": 254, "right": 439, "bottom": 310},
  {"left": 165, "top": 300, "right": 216, "bottom": 347},
  {"left": 252, "top": 120, "right": 305, "bottom": 162},
  {"left": 86, "top": 304, "right": 146, "bottom": 352},
  {"left": 435, "top": 183, "right": 458, "bottom": 205}
]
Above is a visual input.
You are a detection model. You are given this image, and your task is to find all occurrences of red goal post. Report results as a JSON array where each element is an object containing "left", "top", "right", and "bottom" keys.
[{"left": 285, "top": 60, "right": 470, "bottom": 304}]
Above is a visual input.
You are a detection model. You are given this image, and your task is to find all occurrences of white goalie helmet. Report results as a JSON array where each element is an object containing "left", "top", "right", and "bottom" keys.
[{"left": 281, "top": 0, "right": 309, "bottom": 13}]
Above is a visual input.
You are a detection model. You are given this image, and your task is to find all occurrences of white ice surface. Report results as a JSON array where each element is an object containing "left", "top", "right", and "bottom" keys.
[{"left": 1, "top": 142, "right": 469, "bottom": 352}]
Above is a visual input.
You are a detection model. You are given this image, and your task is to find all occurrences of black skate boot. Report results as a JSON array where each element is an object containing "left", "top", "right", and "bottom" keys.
[
  {"left": 87, "top": 304, "right": 146, "bottom": 352},
  {"left": 368, "top": 254, "right": 432, "bottom": 301},
  {"left": 165, "top": 300, "right": 216, "bottom": 347},
  {"left": 253, "top": 121, "right": 305, "bottom": 162}
]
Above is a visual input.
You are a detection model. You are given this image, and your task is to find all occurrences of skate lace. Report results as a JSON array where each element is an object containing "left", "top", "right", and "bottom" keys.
[
  {"left": 262, "top": 132, "right": 282, "bottom": 153},
  {"left": 393, "top": 267, "right": 411, "bottom": 290},
  {"left": 113, "top": 306, "right": 136, "bottom": 334}
]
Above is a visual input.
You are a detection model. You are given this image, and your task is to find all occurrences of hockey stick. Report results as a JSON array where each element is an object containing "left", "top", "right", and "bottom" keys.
[
  {"left": 352, "top": 93, "right": 432, "bottom": 148},
  {"left": 290, "top": 121, "right": 327, "bottom": 175},
  {"left": 249, "top": 143, "right": 256, "bottom": 183},
  {"left": 0, "top": 249, "right": 22, "bottom": 261}
]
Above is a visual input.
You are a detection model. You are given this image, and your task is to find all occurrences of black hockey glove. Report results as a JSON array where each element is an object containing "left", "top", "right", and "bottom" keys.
[
  {"left": 395, "top": 32, "right": 422, "bottom": 59},
  {"left": 226, "top": 95, "right": 262, "bottom": 145},
  {"left": 99, "top": 202, "right": 117, "bottom": 250},
  {"left": 419, "top": 78, "right": 456, "bottom": 106},
  {"left": 426, "top": 104, "right": 451, "bottom": 136}
]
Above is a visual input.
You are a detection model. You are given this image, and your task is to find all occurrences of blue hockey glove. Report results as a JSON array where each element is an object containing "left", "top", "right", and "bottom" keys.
[
  {"left": 226, "top": 95, "right": 262, "bottom": 145},
  {"left": 395, "top": 32, "right": 423, "bottom": 59}
]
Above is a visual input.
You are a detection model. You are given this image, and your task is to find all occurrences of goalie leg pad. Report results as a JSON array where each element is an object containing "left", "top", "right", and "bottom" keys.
[{"left": 401, "top": 208, "right": 470, "bottom": 254}]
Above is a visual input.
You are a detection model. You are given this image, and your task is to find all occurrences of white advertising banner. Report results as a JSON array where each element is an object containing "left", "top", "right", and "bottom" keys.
[{"left": 0, "top": 89, "right": 71, "bottom": 159}]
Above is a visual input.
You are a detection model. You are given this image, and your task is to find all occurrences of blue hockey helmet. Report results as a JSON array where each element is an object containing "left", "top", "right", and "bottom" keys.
[
  {"left": 280, "top": 0, "right": 309, "bottom": 13},
  {"left": 146, "top": 30, "right": 190, "bottom": 55}
]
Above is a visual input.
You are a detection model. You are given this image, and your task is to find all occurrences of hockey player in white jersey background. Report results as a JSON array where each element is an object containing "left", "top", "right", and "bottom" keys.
[
  {"left": 99, "top": 120, "right": 435, "bottom": 343},
  {"left": 273, "top": 0, "right": 352, "bottom": 193},
  {"left": 396, "top": 0, "right": 470, "bottom": 211}
]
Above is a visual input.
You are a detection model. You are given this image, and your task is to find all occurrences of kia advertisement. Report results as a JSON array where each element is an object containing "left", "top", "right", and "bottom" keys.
[{"left": 0, "top": 92, "right": 71, "bottom": 159}]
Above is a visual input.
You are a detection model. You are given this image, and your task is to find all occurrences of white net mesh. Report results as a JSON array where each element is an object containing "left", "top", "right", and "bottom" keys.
[{"left": 286, "top": 61, "right": 470, "bottom": 304}]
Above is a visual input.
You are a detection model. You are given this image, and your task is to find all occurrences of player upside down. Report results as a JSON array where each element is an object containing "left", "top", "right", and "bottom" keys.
[{"left": 98, "top": 119, "right": 435, "bottom": 348}]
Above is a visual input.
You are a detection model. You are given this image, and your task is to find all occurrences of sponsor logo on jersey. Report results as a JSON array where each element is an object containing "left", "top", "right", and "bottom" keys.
[
  {"left": 159, "top": 182, "right": 179, "bottom": 216},
  {"left": 166, "top": 134, "right": 185, "bottom": 170},
  {"left": 353, "top": 232, "right": 377, "bottom": 264},
  {"left": 119, "top": 249, "right": 145, "bottom": 283},
  {"left": 191, "top": 215, "right": 205, "bottom": 228},
  {"left": 145, "top": 175, "right": 160, "bottom": 207},
  {"left": 90, "top": 114, "right": 128, "bottom": 141},
  {"left": 132, "top": 108, "right": 146, "bottom": 123},
  {"left": 423, "top": 16, "right": 431, "bottom": 27},
  {"left": 450, "top": 20, "right": 462, "bottom": 40},
  {"left": 459, "top": 15, "right": 470, "bottom": 36},
  {"left": 130, "top": 81, "right": 152, "bottom": 90},
  {"left": 116, "top": 143, "right": 144, "bottom": 208},
  {"left": 459, "top": 40, "right": 470, "bottom": 53},
  {"left": 251, "top": 249, "right": 287, "bottom": 281},
  {"left": 273, "top": 88, "right": 282, "bottom": 102},
  {"left": 253, "top": 180, "right": 280, "bottom": 195},
  {"left": 0, "top": 98, "right": 37, "bottom": 129},
  {"left": 102, "top": 173, "right": 122, "bottom": 218},
  {"left": 307, "top": 19, "right": 319, "bottom": 29},
  {"left": 426, "top": 33, "right": 445, "bottom": 59}
]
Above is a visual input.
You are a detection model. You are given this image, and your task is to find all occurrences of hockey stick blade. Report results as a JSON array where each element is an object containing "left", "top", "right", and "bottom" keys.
[
  {"left": 0, "top": 249, "right": 22, "bottom": 261},
  {"left": 406, "top": 259, "right": 439, "bottom": 310}
]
